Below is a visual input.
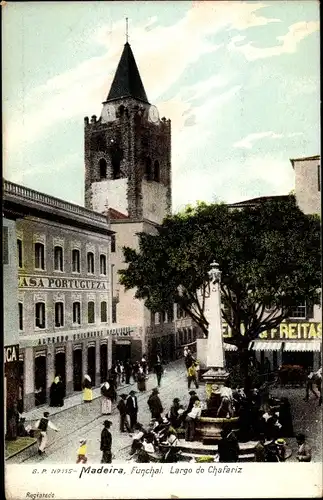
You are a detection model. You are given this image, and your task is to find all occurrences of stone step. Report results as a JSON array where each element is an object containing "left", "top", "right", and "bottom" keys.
[
  {"left": 175, "top": 439, "right": 257, "bottom": 456},
  {"left": 180, "top": 452, "right": 255, "bottom": 463}
]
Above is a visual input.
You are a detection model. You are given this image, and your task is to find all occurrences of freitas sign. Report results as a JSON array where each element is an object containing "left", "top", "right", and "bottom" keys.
[{"left": 222, "top": 322, "right": 322, "bottom": 340}]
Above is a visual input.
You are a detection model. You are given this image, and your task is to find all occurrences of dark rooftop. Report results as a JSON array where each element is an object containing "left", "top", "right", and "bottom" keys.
[
  {"left": 228, "top": 195, "right": 290, "bottom": 208},
  {"left": 106, "top": 42, "right": 149, "bottom": 104}
]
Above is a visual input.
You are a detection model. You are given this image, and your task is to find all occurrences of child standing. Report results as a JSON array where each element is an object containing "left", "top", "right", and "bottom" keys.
[{"left": 76, "top": 438, "right": 88, "bottom": 464}]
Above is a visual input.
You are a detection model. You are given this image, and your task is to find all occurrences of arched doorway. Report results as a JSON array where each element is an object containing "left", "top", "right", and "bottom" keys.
[
  {"left": 34, "top": 352, "right": 47, "bottom": 406},
  {"left": 100, "top": 343, "right": 108, "bottom": 383},
  {"left": 73, "top": 347, "right": 82, "bottom": 391},
  {"left": 87, "top": 344, "right": 96, "bottom": 386},
  {"left": 55, "top": 349, "right": 66, "bottom": 397},
  {"left": 114, "top": 341, "right": 131, "bottom": 364}
]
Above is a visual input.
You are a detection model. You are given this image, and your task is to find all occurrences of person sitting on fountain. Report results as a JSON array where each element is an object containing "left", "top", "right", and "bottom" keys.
[
  {"left": 217, "top": 383, "right": 234, "bottom": 418},
  {"left": 183, "top": 391, "right": 200, "bottom": 418},
  {"left": 185, "top": 400, "right": 202, "bottom": 442}
]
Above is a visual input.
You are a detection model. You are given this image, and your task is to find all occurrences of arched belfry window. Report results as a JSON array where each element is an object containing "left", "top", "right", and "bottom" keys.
[
  {"left": 154, "top": 160, "right": 160, "bottom": 182},
  {"left": 145, "top": 158, "right": 153, "bottom": 181},
  {"left": 99, "top": 159, "right": 107, "bottom": 180},
  {"left": 109, "top": 140, "right": 123, "bottom": 179}
]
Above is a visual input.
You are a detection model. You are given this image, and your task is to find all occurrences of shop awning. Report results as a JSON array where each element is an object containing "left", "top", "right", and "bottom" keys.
[
  {"left": 224, "top": 343, "right": 238, "bottom": 351},
  {"left": 250, "top": 341, "right": 283, "bottom": 351},
  {"left": 283, "top": 342, "right": 321, "bottom": 352}
]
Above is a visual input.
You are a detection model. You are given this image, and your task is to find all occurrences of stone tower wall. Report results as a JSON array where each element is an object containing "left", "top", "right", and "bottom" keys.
[{"left": 84, "top": 99, "right": 171, "bottom": 221}]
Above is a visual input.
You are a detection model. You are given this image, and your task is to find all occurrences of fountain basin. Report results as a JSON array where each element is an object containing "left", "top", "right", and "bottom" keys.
[{"left": 195, "top": 416, "right": 239, "bottom": 442}]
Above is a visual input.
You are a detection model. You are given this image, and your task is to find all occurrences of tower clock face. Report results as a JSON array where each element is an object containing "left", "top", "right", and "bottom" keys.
[
  {"left": 101, "top": 104, "right": 116, "bottom": 123},
  {"left": 148, "top": 105, "right": 159, "bottom": 123}
]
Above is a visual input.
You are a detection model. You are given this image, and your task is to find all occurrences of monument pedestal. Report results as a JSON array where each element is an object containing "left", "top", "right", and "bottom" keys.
[{"left": 203, "top": 367, "right": 229, "bottom": 399}]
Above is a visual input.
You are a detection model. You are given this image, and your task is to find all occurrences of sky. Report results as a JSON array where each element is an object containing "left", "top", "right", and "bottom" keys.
[{"left": 2, "top": 1, "right": 320, "bottom": 212}]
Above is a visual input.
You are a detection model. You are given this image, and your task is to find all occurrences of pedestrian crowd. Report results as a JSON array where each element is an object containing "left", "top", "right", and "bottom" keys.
[{"left": 16, "top": 350, "right": 318, "bottom": 465}]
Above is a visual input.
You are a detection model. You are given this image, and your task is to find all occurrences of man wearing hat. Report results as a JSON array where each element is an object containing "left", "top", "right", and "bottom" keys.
[
  {"left": 34, "top": 412, "right": 59, "bottom": 455},
  {"left": 147, "top": 388, "right": 164, "bottom": 422},
  {"left": 275, "top": 438, "right": 287, "bottom": 462},
  {"left": 183, "top": 391, "right": 200, "bottom": 418},
  {"left": 126, "top": 390, "right": 138, "bottom": 432},
  {"left": 100, "top": 420, "right": 113, "bottom": 463},
  {"left": 117, "top": 394, "right": 131, "bottom": 433}
]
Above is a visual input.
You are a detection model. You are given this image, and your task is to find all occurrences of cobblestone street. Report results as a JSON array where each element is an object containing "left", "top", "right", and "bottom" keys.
[
  {"left": 18, "top": 360, "right": 322, "bottom": 464},
  {"left": 22, "top": 359, "right": 204, "bottom": 464}
]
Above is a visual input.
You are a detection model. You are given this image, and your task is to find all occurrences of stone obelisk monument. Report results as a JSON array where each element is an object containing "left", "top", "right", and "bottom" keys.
[{"left": 202, "top": 261, "right": 229, "bottom": 398}]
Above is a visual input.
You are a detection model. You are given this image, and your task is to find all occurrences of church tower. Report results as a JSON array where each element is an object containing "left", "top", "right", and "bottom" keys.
[{"left": 84, "top": 41, "right": 171, "bottom": 224}]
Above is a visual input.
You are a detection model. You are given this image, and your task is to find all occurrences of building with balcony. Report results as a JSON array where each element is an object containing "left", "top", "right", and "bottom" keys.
[{"left": 3, "top": 180, "right": 142, "bottom": 411}]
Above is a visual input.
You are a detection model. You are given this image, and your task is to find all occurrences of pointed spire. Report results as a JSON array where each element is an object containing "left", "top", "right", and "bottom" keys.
[{"left": 106, "top": 42, "right": 149, "bottom": 104}]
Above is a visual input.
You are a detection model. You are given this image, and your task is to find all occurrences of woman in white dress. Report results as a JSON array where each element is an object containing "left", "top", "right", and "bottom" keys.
[{"left": 101, "top": 381, "right": 112, "bottom": 415}]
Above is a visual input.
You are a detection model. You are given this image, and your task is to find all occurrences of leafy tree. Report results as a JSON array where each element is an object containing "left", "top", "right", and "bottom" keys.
[{"left": 119, "top": 196, "right": 321, "bottom": 384}]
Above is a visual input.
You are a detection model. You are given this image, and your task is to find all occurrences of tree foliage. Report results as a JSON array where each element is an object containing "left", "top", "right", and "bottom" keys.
[{"left": 119, "top": 195, "right": 321, "bottom": 350}]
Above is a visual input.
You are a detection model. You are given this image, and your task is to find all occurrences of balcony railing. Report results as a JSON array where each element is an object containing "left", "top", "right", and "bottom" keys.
[{"left": 3, "top": 180, "right": 106, "bottom": 224}]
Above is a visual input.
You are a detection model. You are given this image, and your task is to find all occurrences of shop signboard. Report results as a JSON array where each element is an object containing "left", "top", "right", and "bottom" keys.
[{"left": 222, "top": 321, "right": 321, "bottom": 341}]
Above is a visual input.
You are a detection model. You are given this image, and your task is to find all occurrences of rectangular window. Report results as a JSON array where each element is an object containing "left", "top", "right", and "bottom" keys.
[
  {"left": 289, "top": 303, "right": 307, "bottom": 319},
  {"left": 73, "top": 302, "right": 81, "bottom": 325},
  {"left": 54, "top": 246, "right": 63, "bottom": 271},
  {"left": 3, "top": 227, "right": 9, "bottom": 264},
  {"left": 101, "top": 301, "right": 107, "bottom": 323},
  {"left": 88, "top": 301, "right": 95, "bottom": 324},
  {"left": 87, "top": 252, "right": 94, "bottom": 274},
  {"left": 111, "top": 234, "right": 116, "bottom": 253},
  {"left": 18, "top": 302, "right": 23, "bottom": 331},
  {"left": 318, "top": 164, "right": 321, "bottom": 192},
  {"left": 72, "top": 249, "right": 80, "bottom": 273},
  {"left": 168, "top": 307, "right": 174, "bottom": 323},
  {"left": 100, "top": 254, "right": 107, "bottom": 275},
  {"left": 112, "top": 299, "right": 117, "bottom": 324},
  {"left": 17, "top": 239, "right": 23, "bottom": 268},
  {"left": 176, "top": 305, "right": 183, "bottom": 319},
  {"left": 35, "top": 302, "right": 46, "bottom": 329},
  {"left": 35, "top": 242, "right": 45, "bottom": 270},
  {"left": 55, "top": 302, "right": 64, "bottom": 327}
]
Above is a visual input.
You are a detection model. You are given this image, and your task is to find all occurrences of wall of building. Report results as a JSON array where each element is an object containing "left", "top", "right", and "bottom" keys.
[
  {"left": 294, "top": 157, "right": 321, "bottom": 215},
  {"left": 3, "top": 218, "right": 19, "bottom": 346},
  {"left": 92, "top": 178, "right": 128, "bottom": 216},
  {"left": 15, "top": 215, "right": 115, "bottom": 410},
  {"left": 142, "top": 180, "right": 168, "bottom": 225},
  {"left": 3, "top": 217, "right": 20, "bottom": 439},
  {"left": 110, "top": 221, "right": 146, "bottom": 359}
]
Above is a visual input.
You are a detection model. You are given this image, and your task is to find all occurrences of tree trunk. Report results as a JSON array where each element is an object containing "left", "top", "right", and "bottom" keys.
[{"left": 240, "top": 346, "right": 252, "bottom": 394}]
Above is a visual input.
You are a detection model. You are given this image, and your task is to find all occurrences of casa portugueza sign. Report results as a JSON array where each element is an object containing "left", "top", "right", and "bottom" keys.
[
  {"left": 19, "top": 275, "right": 108, "bottom": 290},
  {"left": 222, "top": 321, "right": 322, "bottom": 340},
  {"left": 4, "top": 344, "right": 19, "bottom": 363}
]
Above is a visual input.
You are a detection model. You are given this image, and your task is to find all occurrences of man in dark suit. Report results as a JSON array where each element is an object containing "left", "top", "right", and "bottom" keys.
[
  {"left": 100, "top": 420, "right": 112, "bottom": 463},
  {"left": 117, "top": 394, "right": 131, "bottom": 433},
  {"left": 126, "top": 390, "right": 138, "bottom": 431},
  {"left": 147, "top": 388, "right": 164, "bottom": 422}
]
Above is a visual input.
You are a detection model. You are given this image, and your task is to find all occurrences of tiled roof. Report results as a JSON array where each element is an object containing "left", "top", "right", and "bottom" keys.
[
  {"left": 108, "top": 208, "right": 129, "bottom": 220},
  {"left": 228, "top": 195, "right": 289, "bottom": 208}
]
